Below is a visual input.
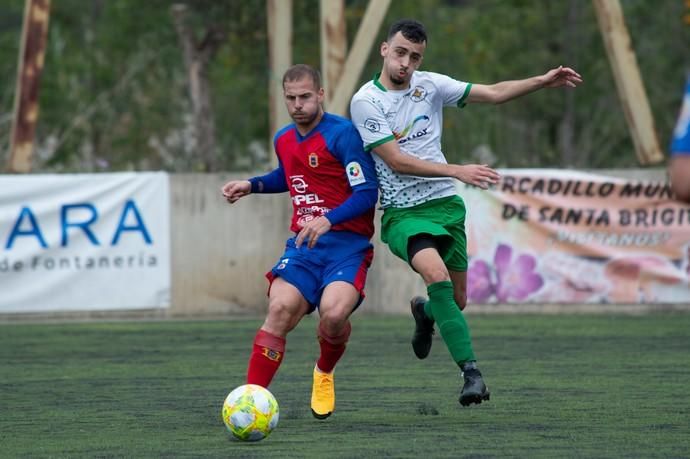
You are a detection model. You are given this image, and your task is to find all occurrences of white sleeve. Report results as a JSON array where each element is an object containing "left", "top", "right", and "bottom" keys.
[
  {"left": 350, "top": 95, "right": 396, "bottom": 151},
  {"left": 431, "top": 72, "right": 473, "bottom": 108}
]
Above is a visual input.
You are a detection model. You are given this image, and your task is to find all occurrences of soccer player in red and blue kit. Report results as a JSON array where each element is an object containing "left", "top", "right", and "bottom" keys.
[{"left": 222, "top": 64, "right": 378, "bottom": 420}]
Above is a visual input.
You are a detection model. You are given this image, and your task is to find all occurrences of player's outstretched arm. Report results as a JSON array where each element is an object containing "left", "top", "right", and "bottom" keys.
[
  {"left": 467, "top": 66, "right": 583, "bottom": 105},
  {"left": 222, "top": 165, "right": 289, "bottom": 204},
  {"left": 541, "top": 66, "right": 582, "bottom": 88},
  {"left": 221, "top": 180, "right": 251, "bottom": 204},
  {"left": 373, "top": 140, "right": 500, "bottom": 189}
]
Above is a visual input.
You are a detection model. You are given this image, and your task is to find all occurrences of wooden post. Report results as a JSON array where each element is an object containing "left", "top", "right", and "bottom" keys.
[
  {"left": 320, "top": 0, "right": 346, "bottom": 107},
  {"left": 328, "top": 0, "right": 391, "bottom": 117},
  {"left": 267, "top": 0, "right": 292, "bottom": 167},
  {"left": 592, "top": 0, "right": 664, "bottom": 165},
  {"left": 7, "top": 0, "right": 51, "bottom": 173}
]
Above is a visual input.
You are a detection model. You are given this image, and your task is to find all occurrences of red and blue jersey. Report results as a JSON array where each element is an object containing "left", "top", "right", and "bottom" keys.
[{"left": 273, "top": 113, "right": 378, "bottom": 239}]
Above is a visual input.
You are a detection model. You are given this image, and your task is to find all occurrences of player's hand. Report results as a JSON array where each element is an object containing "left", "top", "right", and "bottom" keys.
[
  {"left": 295, "top": 216, "right": 332, "bottom": 249},
  {"left": 451, "top": 164, "right": 500, "bottom": 189},
  {"left": 541, "top": 65, "right": 582, "bottom": 89},
  {"left": 222, "top": 180, "right": 251, "bottom": 204}
]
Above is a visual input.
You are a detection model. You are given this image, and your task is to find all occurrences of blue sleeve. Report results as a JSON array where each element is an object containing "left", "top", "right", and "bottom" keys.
[
  {"left": 322, "top": 122, "right": 379, "bottom": 225},
  {"left": 325, "top": 187, "right": 378, "bottom": 226},
  {"left": 331, "top": 123, "right": 379, "bottom": 191},
  {"left": 248, "top": 158, "right": 288, "bottom": 193}
]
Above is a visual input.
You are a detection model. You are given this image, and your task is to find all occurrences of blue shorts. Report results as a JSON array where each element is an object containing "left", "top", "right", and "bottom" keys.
[{"left": 266, "top": 231, "right": 374, "bottom": 312}]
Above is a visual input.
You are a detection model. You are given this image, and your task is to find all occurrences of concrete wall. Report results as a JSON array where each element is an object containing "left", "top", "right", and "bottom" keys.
[
  {"left": 168, "top": 169, "right": 685, "bottom": 318},
  {"left": 171, "top": 173, "right": 290, "bottom": 316},
  {"left": 169, "top": 173, "right": 426, "bottom": 317}
]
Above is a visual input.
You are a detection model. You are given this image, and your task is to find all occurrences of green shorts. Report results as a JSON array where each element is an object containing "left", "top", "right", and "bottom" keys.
[{"left": 380, "top": 195, "right": 468, "bottom": 272}]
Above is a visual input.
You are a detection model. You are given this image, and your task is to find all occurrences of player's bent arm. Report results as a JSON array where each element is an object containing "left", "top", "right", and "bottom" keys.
[
  {"left": 223, "top": 167, "right": 288, "bottom": 204},
  {"left": 372, "top": 139, "right": 457, "bottom": 177},
  {"left": 248, "top": 167, "right": 289, "bottom": 193},
  {"left": 373, "top": 140, "right": 500, "bottom": 189},
  {"left": 222, "top": 178, "right": 256, "bottom": 203},
  {"left": 325, "top": 187, "right": 378, "bottom": 226}
]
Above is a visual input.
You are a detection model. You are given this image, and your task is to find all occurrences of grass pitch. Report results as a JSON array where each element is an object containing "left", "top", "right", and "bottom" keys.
[{"left": 1, "top": 313, "right": 689, "bottom": 458}]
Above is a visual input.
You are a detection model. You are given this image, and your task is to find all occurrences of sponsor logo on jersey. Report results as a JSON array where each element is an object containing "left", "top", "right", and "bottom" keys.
[
  {"left": 346, "top": 161, "right": 366, "bottom": 186},
  {"left": 410, "top": 86, "right": 427, "bottom": 102},
  {"left": 290, "top": 176, "right": 324, "bottom": 205},
  {"left": 308, "top": 152, "right": 319, "bottom": 168},
  {"left": 290, "top": 175, "right": 308, "bottom": 193},
  {"left": 293, "top": 193, "right": 324, "bottom": 205},
  {"left": 392, "top": 114, "right": 430, "bottom": 143}
]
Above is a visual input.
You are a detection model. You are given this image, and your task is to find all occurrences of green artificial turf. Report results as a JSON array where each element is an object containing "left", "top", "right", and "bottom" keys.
[{"left": 1, "top": 313, "right": 689, "bottom": 458}]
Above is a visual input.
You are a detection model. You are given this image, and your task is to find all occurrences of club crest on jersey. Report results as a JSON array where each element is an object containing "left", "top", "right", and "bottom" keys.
[
  {"left": 346, "top": 161, "right": 366, "bottom": 186},
  {"left": 308, "top": 152, "right": 319, "bottom": 168},
  {"left": 410, "top": 86, "right": 427, "bottom": 102}
]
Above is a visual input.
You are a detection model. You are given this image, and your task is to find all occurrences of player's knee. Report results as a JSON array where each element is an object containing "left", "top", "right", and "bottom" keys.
[
  {"left": 318, "top": 307, "right": 349, "bottom": 335},
  {"left": 420, "top": 266, "right": 450, "bottom": 284},
  {"left": 265, "top": 298, "right": 301, "bottom": 332},
  {"left": 318, "top": 315, "right": 351, "bottom": 343}
]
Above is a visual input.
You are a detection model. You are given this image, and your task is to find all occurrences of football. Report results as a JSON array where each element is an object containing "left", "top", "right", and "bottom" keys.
[{"left": 221, "top": 384, "right": 280, "bottom": 442}]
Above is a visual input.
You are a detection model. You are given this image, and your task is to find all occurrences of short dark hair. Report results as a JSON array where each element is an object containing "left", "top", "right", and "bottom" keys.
[
  {"left": 387, "top": 19, "right": 427, "bottom": 44},
  {"left": 282, "top": 64, "right": 322, "bottom": 90}
]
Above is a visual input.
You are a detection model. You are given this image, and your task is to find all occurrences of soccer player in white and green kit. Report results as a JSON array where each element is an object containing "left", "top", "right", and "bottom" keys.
[{"left": 350, "top": 19, "right": 582, "bottom": 406}]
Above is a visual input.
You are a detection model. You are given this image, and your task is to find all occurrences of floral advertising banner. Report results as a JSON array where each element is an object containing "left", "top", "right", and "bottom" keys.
[{"left": 462, "top": 169, "right": 690, "bottom": 304}]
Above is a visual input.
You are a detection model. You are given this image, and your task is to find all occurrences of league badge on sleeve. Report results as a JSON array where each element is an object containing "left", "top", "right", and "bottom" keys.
[{"left": 346, "top": 162, "right": 366, "bottom": 186}]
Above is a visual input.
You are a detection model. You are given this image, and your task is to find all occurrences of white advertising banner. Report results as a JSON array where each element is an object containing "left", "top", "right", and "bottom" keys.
[{"left": 0, "top": 172, "right": 170, "bottom": 312}]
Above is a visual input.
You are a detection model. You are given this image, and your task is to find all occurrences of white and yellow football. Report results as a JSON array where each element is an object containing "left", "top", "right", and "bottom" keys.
[{"left": 221, "top": 384, "right": 279, "bottom": 442}]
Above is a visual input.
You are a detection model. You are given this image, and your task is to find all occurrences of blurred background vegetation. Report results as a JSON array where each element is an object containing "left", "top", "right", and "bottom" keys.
[{"left": 0, "top": 0, "right": 688, "bottom": 173}]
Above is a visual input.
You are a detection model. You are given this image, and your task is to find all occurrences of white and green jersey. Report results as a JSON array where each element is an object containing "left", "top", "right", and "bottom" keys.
[{"left": 350, "top": 71, "right": 472, "bottom": 209}]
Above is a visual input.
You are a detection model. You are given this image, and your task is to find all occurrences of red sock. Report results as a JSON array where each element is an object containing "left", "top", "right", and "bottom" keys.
[
  {"left": 316, "top": 321, "right": 351, "bottom": 373},
  {"left": 246, "top": 329, "right": 286, "bottom": 387}
]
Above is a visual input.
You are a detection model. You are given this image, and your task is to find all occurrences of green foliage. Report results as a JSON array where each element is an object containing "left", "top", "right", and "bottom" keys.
[{"left": 0, "top": 0, "right": 688, "bottom": 171}]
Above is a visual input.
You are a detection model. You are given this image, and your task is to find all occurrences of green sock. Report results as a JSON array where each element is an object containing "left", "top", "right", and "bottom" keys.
[{"left": 425, "top": 281, "right": 475, "bottom": 364}]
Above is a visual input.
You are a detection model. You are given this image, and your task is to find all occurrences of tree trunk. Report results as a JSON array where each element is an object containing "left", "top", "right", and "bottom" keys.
[
  {"left": 171, "top": 4, "right": 223, "bottom": 172},
  {"left": 7, "top": 0, "right": 51, "bottom": 173}
]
